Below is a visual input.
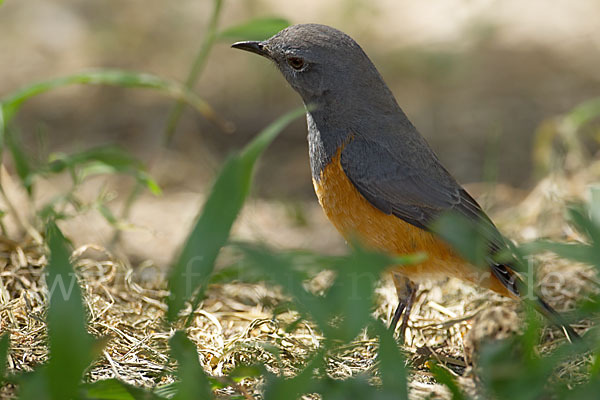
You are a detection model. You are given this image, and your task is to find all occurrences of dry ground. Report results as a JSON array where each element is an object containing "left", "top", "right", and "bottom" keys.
[{"left": 0, "top": 158, "right": 599, "bottom": 399}]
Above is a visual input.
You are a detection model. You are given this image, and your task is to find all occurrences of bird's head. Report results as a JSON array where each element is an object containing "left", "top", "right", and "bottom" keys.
[{"left": 232, "top": 24, "right": 383, "bottom": 105}]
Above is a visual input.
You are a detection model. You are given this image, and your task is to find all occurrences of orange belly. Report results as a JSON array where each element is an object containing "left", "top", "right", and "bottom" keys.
[{"left": 312, "top": 147, "right": 512, "bottom": 297}]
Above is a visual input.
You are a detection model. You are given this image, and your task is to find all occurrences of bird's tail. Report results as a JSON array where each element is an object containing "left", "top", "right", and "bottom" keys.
[
  {"left": 535, "top": 296, "right": 580, "bottom": 342},
  {"left": 491, "top": 263, "right": 580, "bottom": 341}
]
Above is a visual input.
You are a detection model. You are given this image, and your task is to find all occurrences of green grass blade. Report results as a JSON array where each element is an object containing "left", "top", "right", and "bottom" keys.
[
  {"left": 16, "top": 371, "right": 48, "bottom": 400},
  {"left": 564, "top": 97, "right": 600, "bottom": 129},
  {"left": 163, "top": 0, "right": 224, "bottom": 144},
  {"left": 5, "top": 129, "right": 33, "bottom": 195},
  {"left": 323, "top": 246, "right": 393, "bottom": 341},
  {"left": 521, "top": 197, "right": 600, "bottom": 268},
  {"left": 235, "top": 242, "right": 419, "bottom": 342},
  {"left": 153, "top": 383, "right": 179, "bottom": 399},
  {"left": 264, "top": 351, "right": 324, "bottom": 400},
  {"left": 47, "top": 146, "right": 144, "bottom": 173},
  {"left": 0, "top": 104, "right": 5, "bottom": 161},
  {"left": 166, "top": 107, "right": 305, "bottom": 322},
  {"left": 44, "top": 221, "right": 98, "bottom": 399},
  {"left": 431, "top": 211, "right": 506, "bottom": 270},
  {"left": 521, "top": 240, "right": 598, "bottom": 266},
  {"left": 234, "top": 242, "right": 328, "bottom": 328},
  {"left": 169, "top": 331, "right": 213, "bottom": 400},
  {"left": 240, "top": 105, "right": 308, "bottom": 162},
  {"left": 45, "top": 146, "right": 161, "bottom": 195},
  {"left": 590, "top": 186, "right": 600, "bottom": 227},
  {"left": 477, "top": 308, "right": 554, "bottom": 400},
  {"left": 166, "top": 153, "right": 252, "bottom": 322},
  {"left": 218, "top": 17, "right": 290, "bottom": 41},
  {"left": 0, "top": 334, "right": 9, "bottom": 383},
  {"left": 83, "top": 378, "right": 167, "bottom": 400},
  {"left": 375, "top": 323, "right": 408, "bottom": 398},
  {"left": 428, "top": 362, "right": 465, "bottom": 400},
  {"left": 566, "top": 203, "right": 600, "bottom": 249},
  {"left": 0, "top": 69, "right": 227, "bottom": 130}
]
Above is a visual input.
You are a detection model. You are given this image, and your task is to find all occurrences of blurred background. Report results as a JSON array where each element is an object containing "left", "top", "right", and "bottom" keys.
[{"left": 1, "top": 0, "right": 599, "bottom": 263}]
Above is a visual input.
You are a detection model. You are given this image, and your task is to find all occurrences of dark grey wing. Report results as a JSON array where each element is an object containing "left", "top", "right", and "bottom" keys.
[{"left": 340, "top": 136, "right": 491, "bottom": 231}]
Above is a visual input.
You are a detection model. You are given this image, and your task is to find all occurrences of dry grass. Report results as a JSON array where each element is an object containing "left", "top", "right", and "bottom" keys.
[{"left": 1, "top": 162, "right": 599, "bottom": 399}]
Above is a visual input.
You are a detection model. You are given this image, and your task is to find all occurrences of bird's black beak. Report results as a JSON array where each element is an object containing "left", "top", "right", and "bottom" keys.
[{"left": 231, "top": 41, "right": 269, "bottom": 58}]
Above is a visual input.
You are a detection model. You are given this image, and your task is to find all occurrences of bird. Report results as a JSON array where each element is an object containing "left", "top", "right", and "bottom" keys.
[{"left": 232, "top": 23, "right": 578, "bottom": 341}]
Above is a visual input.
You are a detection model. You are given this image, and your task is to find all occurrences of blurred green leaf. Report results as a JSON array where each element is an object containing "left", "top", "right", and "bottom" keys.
[
  {"left": 591, "top": 186, "right": 600, "bottom": 227},
  {"left": 16, "top": 370, "right": 48, "bottom": 400},
  {"left": 218, "top": 17, "right": 290, "bottom": 41},
  {"left": 43, "top": 146, "right": 161, "bottom": 196},
  {"left": 0, "top": 104, "right": 5, "bottom": 160},
  {"left": 0, "top": 334, "right": 9, "bottom": 383},
  {"left": 533, "top": 97, "right": 600, "bottom": 175},
  {"left": 228, "top": 364, "right": 265, "bottom": 381},
  {"left": 47, "top": 147, "right": 144, "bottom": 174},
  {"left": 235, "top": 242, "right": 330, "bottom": 330},
  {"left": 98, "top": 203, "right": 118, "bottom": 226},
  {"left": 0, "top": 69, "right": 227, "bottom": 130},
  {"left": 207, "top": 260, "right": 267, "bottom": 284},
  {"left": 520, "top": 197, "right": 600, "bottom": 268},
  {"left": 166, "top": 153, "right": 252, "bottom": 320},
  {"left": 477, "top": 306, "right": 558, "bottom": 400},
  {"left": 43, "top": 221, "right": 99, "bottom": 399},
  {"left": 169, "top": 331, "right": 213, "bottom": 400},
  {"left": 321, "top": 246, "right": 393, "bottom": 341},
  {"left": 566, "top": 202, "right": 600, "bottom": 245},
  {"left": 237, "top": 242, "right": 419, "bottom": 343},
  {"left": 431, "top": 212, "right": 492, "bottom": 269},
  {"left": 136, "top": 171, "right": 162, "bottom": 196},
  {"left": 264, "top": 352, "right": 324, "bottom": 400},
  {"left": 153, "top": 383, "right": 178, "bottom": 399},
  {"left": 166, "top": 107, "right": 305, "bottom": 322},
  {"left": 479, "top": 325, "right": 596, "bottom": 400},
  {"left": 591, "top": 343, "right": 600, "bottom": 378},
  {"left": 478, "top": 339, "right": 545, "bottom": 400},
  {"left": 233, "top": 243, "right": 349, "bottom": 274},
  {"left": 532, "top": 119, "right": 559, "bottom": 175},
  {"left": 83, "top": 378, "right": 166, "bottom": 400},
  {"left": 521, "top": 240, "right": 598, "bottom": 266},
  {"left": 564, "top": 97, "right": 600, "bottom": 130},
  {"left": 164, "top": 0, "right": 226, "bottom": 143},
  {"left": 375, "top": 323, "right": 408, "bottom": 398},
  {"left": 311, "top": 373, "right": 406, "bottom": 400},
  {"left": 5, "top": 129, "right": 33, "bottom": 195},
  {"left": 428, "top": 362, "right": 465, "bottom": 400},
  {"left": 240, "top": 105, "right": 311, "bottom": 162},
  {"left": 209, "top": 243, "right": 370, "bottom": 285},
  {"left": 560, "top": 378, "right": 600, "bottom": 400}
]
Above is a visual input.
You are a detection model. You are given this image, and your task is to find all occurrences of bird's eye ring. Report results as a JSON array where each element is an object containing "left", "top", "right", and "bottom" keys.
[{"left": 287, "top": 56, "right": 305, "bottom": 70}]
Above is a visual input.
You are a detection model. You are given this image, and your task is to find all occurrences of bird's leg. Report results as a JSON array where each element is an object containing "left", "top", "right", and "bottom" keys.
[
  {"left": 390, "top": 274, "right": 418, "bottom": 342},
  {"left": 398, "top": 282, "right": 418, "bottom": 340},
  {"left": 390, "top": 300, "right": 406, "bottom": 333}
]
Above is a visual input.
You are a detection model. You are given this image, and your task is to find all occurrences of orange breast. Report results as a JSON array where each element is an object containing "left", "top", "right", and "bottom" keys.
[{"left": 313, "top": 147, "right": 512, "bottom": 297}]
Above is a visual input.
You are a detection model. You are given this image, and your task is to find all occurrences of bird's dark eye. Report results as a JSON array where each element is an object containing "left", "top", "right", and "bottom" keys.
[{"left": 287, "top": 56, "right": 305, "bottom": 70}]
